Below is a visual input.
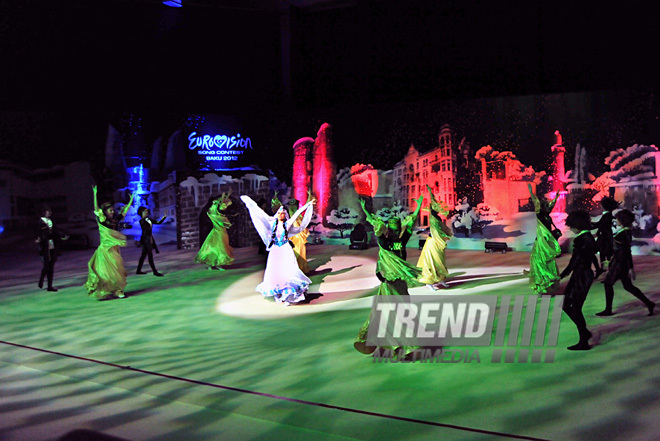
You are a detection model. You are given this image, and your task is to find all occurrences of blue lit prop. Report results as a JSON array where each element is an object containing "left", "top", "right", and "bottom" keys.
[
  {"left": 127, "top": 163, "right": 149, "bottom": 195},
  {"left": 127, "top": 163, "right": 151, "bottom": 222},
  {"left": 163, "top": 0, "right": 182, "bottom": 7}
]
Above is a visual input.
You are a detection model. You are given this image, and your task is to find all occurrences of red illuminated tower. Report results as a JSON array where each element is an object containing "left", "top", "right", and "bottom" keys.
[
  {"left": 312, "top": 123, "right": 339, "bottom": 227},
  {"left": 292, "top": 137, "right": 314, "bottom": 204},
  {"left": 551, "top": 130, "right": 566, "bottom": 193},
  {"left": 550, "top": 130, "right": 567, "bottom": 212}
]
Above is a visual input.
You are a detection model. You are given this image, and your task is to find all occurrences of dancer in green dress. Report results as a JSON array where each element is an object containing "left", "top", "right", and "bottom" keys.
[
  {"left": 527, "top": 183, "right": 561, "bottom": 294},
  {"left": 354, "top": 196, "right": 423, "bottom": 359},
  {"left": 418, "top": 185, "right": 453, "bottom": 289},
  {"left": 85, "top": 185, "right": 134, "bottom": 300},
  {"left": 195, "top": 192, "right": 235, "bottom": 270}
]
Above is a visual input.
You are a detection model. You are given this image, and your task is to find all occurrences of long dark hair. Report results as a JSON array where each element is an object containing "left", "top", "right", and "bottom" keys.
[{"left": 269, "top": 207, "right": 290, "bottom": 248}]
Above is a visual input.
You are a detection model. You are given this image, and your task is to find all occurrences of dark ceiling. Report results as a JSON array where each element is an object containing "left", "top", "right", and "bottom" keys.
[
  {"left": 113, "top": 0, "right": 372, "bottom": 12},
  {"left": 0, "top": 0, "right": 656, "bottom": 114}
]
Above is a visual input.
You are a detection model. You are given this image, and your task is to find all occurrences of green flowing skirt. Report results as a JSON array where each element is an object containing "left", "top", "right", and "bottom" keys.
[
  {"left": 195, "top": 226, "right": 235, "bottom": 267},
  {"left": 529, "top": 218, "right": 561, "bottom": 294},
  {"left": 85, "top": 225, "right": 128, "bottom": 300},
  {"left": 417, "top": 234, "right": 449, "bottom": 285},
  {"left": 355, "top": 247, "right": 423, "bottom": 358}
]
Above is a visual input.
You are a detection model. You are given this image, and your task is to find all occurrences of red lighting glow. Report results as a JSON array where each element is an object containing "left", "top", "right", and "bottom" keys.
[
  {"left": 292, "top": 137, "right": 314, "bottom": 203},
  {"left": 350, "top": 163, "right": 378, "bottom": 198},
  {"left": 313, "top": 123, "right": 338, "bottom": 225}
]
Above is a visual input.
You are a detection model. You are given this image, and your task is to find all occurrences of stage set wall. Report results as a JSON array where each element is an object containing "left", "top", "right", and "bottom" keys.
[{"left": 107, "top": 88, "right": 660, "bottom": 255}]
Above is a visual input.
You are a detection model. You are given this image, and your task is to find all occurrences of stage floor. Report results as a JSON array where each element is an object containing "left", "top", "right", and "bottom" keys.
[{"left": 1, "top": 240, "right": 659, "bottom": 441}]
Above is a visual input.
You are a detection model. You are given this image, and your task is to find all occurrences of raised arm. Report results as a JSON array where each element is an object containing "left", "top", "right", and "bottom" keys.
[
  {"left": 271, "top": 192, "right": 283, "bottom": 214},
  {"left": 303, "top": 189, "right": 314, "bottom": 204},
  {"left": 93, "top": 185, "right": 99, "bottom": 212},
  {"left": 411, "top": 194, "right": 423, "bottom": 220},
  {"left": 427, "top": 185, "right": 449, "bottom": 217},
  {"left": 528, "top": 183, "right": 540, "bottom": 212},
  {"left": 358, "top": 198, "right": 373, "bottom": 222},
  {"left": 120, "top": 192, "right": 134, "bottom": 217},
  {"left": 401, "top": 195, "right": 423, "bottom": 234},
  {"left": 92, "top": 185, "right": 106, "bottom": 223},
  {"left": 286, "top": 200, "right": 314, "bottom": 231},
  {"left": 426, "top": 185, "right": 436, "bottom": 203},
  {"left": 288, "top": 200, "right": 316, "bottom": 235},
  {"left": 547, "top": 191, "right": 560, "bottom": 211},
  {"left": 359, "top": 198, "right": 386, "bottom": 236},
  {"left": 241, "top": 195, "right": 276, "bottom": 246}
]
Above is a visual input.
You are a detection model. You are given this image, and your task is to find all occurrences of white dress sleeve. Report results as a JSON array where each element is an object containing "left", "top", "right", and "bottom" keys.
[
  {"left": 240, "top": 195, "right": 276, "bottom": 246},
  {"left": 287, "top": 201, "right": 314, "bottom": 237}
]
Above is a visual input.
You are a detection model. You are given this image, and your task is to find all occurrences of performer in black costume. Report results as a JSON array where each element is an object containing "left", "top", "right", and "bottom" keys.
[
  {"left": 136, "top": 206, "right": 166, "bottom": 276},
  {"left": 591, "top": 196, "right": 618, "bottom": 277},
  {"left": 35, "top": 205, "right": 68, "bottom": 291},
  {"left": 596, "top": 209, "right": 655, "bottom": 317},
  {"left": 559, "top": 210, "right": 598, "bottom": 350}
]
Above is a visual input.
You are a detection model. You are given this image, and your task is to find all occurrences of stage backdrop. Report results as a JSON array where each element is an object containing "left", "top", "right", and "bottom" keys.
[{"left": 104, "top": 88, "right": 660, "bottom": 254}]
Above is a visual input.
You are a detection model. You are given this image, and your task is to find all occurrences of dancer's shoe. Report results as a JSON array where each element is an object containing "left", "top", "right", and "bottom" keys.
[
  {"left": 567, "top": 341, "right": 591, "bottom": 351},
  {"left": 595, "top": 310, "right": 614, "bottom": 317},
  {"left": 647, "top": 303, "right": 656, "bottom": 316}
]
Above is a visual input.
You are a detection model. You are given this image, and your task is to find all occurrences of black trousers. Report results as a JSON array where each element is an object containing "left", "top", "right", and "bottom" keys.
[
  {"left": 562, "top": 272, "right": 593, "bottom": 340},
  {"left": 39, "top": 250, "right": 57, "bottom": 288},
  {"left": 603, "top": 276, "right": 653, "bottom": 311},
  {"left": 137, "top": 246, "right": 157, "bottom": 273}
]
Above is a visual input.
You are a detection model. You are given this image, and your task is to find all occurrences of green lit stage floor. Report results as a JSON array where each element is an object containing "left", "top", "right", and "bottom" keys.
[{"left": 1, "top": 242, "right": 659, "bottom": 441}]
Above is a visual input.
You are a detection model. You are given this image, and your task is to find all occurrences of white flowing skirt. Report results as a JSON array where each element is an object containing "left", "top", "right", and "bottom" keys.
[{"left": 257, "top": 242, "right": 311, "bottom": 305}]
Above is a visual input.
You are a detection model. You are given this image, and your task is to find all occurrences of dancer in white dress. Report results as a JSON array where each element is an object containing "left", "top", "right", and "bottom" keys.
[{"left": 240, "top": 195, "right": 315, "bottom": 305}]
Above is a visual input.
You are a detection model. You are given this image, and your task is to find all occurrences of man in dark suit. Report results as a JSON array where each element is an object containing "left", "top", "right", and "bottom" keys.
[
  {"left": 136, "top": 206, "right": 166, "bottom": 276},
  {"left": 35, "top": 205, "right": 68, "bottom": 291}
]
